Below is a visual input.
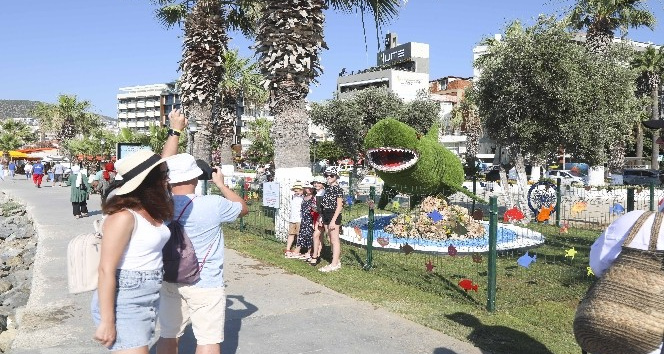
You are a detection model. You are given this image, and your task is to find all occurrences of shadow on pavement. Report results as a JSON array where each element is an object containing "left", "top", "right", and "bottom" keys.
[
  {"left": 444, "top": 312, "right": 554, "bottom": 354},
  {"left": 150, "top": 294, "right": 258, "bottom": 354}
]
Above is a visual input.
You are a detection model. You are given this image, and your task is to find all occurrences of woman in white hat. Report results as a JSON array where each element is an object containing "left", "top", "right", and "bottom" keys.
[{"left": 91, "top": 149, "right": 175, "bottom": 351}]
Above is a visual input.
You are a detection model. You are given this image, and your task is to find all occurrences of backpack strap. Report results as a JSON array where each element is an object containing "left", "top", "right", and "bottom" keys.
[
  {"left": 622, "top": 211, "right": 655, "bottom": 248},
  {"left": 198, "top": 233, "right": 220, "bottom": 271},
  {"left": 176, "top": 196, "right": 197, "bottom": 222}
]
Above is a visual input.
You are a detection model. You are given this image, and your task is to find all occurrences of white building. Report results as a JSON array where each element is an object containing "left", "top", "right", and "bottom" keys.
[
  {"left": 336, "top": 33, "right": 430, "bottom": 101},
  {"left": 117, "top": 83, "right": 180, "bottom": 133}
]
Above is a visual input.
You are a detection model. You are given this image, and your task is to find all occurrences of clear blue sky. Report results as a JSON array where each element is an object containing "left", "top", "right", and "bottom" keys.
[{"left": 3, "top": 0, "right": 664, "bottom": 118}]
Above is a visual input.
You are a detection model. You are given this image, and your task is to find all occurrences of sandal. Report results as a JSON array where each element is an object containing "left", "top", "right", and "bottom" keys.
[{"left": 309, "top": 257, "right": 320, "bottom": 266}]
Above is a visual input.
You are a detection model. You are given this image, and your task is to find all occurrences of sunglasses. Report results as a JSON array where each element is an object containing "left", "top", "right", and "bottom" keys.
[{"left": 324, "top": 174, "right": 336, "bottom": 178}]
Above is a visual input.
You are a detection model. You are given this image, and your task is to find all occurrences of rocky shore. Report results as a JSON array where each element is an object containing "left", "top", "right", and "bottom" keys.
[{"left": 0, "top": 192, "right": 36, "bottom": 352}]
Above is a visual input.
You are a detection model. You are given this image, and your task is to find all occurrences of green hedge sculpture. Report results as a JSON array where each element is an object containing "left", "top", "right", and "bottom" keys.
[{"left": 364, "top": 118, "right": 476, "bottom": 208}]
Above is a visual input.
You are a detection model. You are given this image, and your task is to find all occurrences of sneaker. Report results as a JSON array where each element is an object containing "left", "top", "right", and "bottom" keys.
[
  {"left": 286, "top": 252, "right": 304, "bottom": 259},
  {"left": 319, "top": 263, "right": 341, "bottom": 272}
]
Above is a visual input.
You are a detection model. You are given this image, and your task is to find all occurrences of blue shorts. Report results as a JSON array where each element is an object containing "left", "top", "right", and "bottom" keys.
[{"left": 91, "top": 269, "right": 163, "bottom": 351}]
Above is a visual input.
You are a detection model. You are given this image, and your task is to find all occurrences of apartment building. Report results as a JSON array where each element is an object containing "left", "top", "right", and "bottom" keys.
[{"left": 117, "top": 83, "right": 180, "bottom": 133}]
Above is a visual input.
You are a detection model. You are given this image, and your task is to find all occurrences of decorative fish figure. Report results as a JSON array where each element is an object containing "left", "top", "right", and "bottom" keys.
[
  {"left": 448, "top": 245, "right": 458, "bottom": 256},
  {"left": 565, "top": 247, "right": 577, "bottom": 259},
  {"left": 377, "top": 237, "right": 390, "bottom": 247},
  {"left": 517, "top": 251, "right": 537, "bottom": 268},
  {"left": 472, "top": 209, "right": 484, "bottom": 221},
  {"left": 404, "top": 215, "right": 412, "bottom": 222},
  {"left": 571, "top": 201, "right": 587, "bottom": 215},
  {"left": 400, "top": 243, "right": 414, "bottom": 255},
  {"left": 392, "top": 201, "right": 400, "bottom": 210},
  {"left": 425, "top": 260, "right": 435, "bottom": 272},
  {"left": 472, "top": 253, "right": 483, "bottom": 263},
  {"left": 586, "top": 266, "right": 594, "bottom": 277},
  {"left": 503, "top": 206, "right": 525, "bottom": 223},
  {"left": 428, "top": 210, "right": 443, "bottom": 222},
  {"left": 458, "top": 279, "right": 478, "bottom": 292},
  {"left": 560, "top": 221, "right": 569, "bottom": 234},
  {"left": 353, "top": 226, "right": 362, "bottom": 237},
  {"left": 609, "top": 203, "right": 625, "bottom": 215},
  {"left": 455, "top": 224, "right": 468, "bottom": 236},
  {"left": 536, "top": 205, "right": 555, "bottom": 222}
]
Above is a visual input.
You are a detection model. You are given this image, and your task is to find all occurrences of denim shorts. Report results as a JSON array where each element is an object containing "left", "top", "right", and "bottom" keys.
[{"left": 91, "top": 269, "right": 163, "bottom": 351}]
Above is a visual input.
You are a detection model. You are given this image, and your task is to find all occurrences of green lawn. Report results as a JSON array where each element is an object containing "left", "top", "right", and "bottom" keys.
[{"left": 225, "top": 203, "right": 596, "bottom": 354}]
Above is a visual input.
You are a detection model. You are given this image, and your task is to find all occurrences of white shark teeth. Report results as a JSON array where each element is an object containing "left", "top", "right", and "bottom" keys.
[{"left": 366, "top": 147, "right": 419, "bottom": 173}]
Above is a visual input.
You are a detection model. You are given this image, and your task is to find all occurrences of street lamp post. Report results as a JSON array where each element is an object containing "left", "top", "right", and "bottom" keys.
[
  {"left": 100, "top": 138, "right": 105, "bottom": 160},
  {"left": 311, "top": 136, "right": 318, "bottom": 174}
]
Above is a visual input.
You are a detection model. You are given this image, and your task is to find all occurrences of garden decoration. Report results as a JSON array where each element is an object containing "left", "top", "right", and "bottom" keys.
[
  {"left": 610, "top": 203, "right": 625, "bottom": 215},
  {"left": 353, "top": 226, "right": 362, "bottom": 241},
  {"left": 384, "top": 196, "right": 485, "bottom": 247},
  {"left": 586, "top": 266, "right": 594, "bottom": 277},
  {"left": 400, "top": 243, "right": 414, "bottom": 255},
  {"left": 565, "top": 247, "right": 578, "bottom": 259},
  {"left": 536, "top": 205, "right": 555, "bottom": 222},
  {"left": 472, "top": 253, "right": 483, "bottom": 263},
  {"left": 571, "top": 201, "right": 588, "bottom": 215},
  {"left": 364, "top": 118, "right": 476, "bottom": 209},
  {"left": 377, "top": 237, "right": 390, "bottom": 247},
  {"left": 472, "top": 209, "right": 484, "bottom": 220},
  {"left": 425, "top": 260, "right": 435, "bottom": 272},
  {"left": 517, "top": 252, "right": 537, "bottom": 268},
  {"left": 503, "top": 206, "right": 525, "bottom": 223},
  {"left": 560, "top": 221, "right": 569, "bottom": 234},
  {"left": 527, "top": 180, "right": 558, "bottom": 214},
  {"left": 458, "top": 279, "right": 478, "bottom": 292},
  {"left": 448, "top": 245, "right": 458, "bottom": 256}
]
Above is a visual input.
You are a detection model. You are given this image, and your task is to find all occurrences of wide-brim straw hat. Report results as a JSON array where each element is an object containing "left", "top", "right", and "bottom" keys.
[{"left": 114, "top": 150, "right": 174, "bottom": 196}]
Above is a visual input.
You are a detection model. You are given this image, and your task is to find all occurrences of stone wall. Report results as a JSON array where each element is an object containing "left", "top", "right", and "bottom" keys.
[{"left": 0, "top": 193, "right": 36, "bottom": 352}]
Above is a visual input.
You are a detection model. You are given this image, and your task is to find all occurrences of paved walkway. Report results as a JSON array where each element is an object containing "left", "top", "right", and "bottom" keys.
[{"left": 0, "top": 177, "right": 485, "bottom": 354}]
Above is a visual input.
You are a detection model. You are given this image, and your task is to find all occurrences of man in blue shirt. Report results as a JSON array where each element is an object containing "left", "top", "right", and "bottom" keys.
[
  {"left": 32, "top": 160, "right": 45, "bottom": 188},
  {"left": 156, "top": 110, "right": 248, "bottom": 354},
  {"left": 8, "top": 161, "right": 16, "bottom": 179}
]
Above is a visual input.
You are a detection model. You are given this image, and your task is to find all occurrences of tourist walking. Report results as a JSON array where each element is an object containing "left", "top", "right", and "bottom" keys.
[
  {"left": 284, "top": 182, "right": 304, "bottom": 258},
  {"left": 156, "top": 108, "right": 249, "bottom": 354},
  {"left": 52, "top": 161, "right": 65, "bottom": 187},
  {"left": 32, "top": 160, "right": 44, "bottom": 188},
  {"left": 0, "top": 162, "right": 4, "bottom": 182},
  {"left": 23, "top": 161, "right": 32, "bottom": 180},
  {"left": 8, "top": 161, "right": 16, "bottom": 179},
  {"left": 91, "top": 149, "right": 175, "bottom": 351},
  {"left": 68, "top": 165, "right": 91, "bottom": 218},
  {"left": 319, "top": 166, "right": 344, "bottom": 272}
]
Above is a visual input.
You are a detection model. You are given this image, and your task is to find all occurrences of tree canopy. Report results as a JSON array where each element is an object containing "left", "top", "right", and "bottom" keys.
[{"left": 473, "top": 18, "right": 641, "bottom": 166}]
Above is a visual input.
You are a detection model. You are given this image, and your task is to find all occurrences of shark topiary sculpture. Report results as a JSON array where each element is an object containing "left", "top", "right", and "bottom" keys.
[{"left": 364, "top": 118, "right": 479, "bottom": 208}]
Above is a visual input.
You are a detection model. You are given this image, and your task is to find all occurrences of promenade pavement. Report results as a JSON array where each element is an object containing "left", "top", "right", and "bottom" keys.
[{"left": 0, "top": 176, "right": 485, "bottom": 354}]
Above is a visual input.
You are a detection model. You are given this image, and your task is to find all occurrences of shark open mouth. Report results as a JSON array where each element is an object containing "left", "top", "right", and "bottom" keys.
[{"left": 367, "top": 147, "right": 419, "bottom": 172}]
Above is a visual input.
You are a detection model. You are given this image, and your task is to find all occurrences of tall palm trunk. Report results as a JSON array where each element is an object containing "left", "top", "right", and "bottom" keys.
[
  {"left": 180, "top": 0, "right": 227, "bottom": 162},
  {"left": 650, "top": 74, "right": 661, "bottom": 169}
]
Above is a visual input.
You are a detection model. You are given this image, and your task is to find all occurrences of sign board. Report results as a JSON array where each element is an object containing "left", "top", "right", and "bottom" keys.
[
  {"left": 262, "top": 182, "right": 280, "bottom": 208},
  {"left": 376, "top": 43, "right": 412, "bottom": 67},
  {"left": 117, "top": 143, "right": 151, "bottom": 160}
]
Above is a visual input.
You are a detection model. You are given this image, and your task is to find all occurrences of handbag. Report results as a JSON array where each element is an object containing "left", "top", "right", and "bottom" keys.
[
  {"left": 573, "top": 211, "right": 664, "bottom": 354},
  {"left": 67, "top": 219, "right": 102, "bottom": 294}
]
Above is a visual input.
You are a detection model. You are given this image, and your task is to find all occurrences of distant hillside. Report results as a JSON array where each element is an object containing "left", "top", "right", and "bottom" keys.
[
  {"left": 0, "top": 99, "right": 115, "bottom": 123},
  {"left": 0, "top": 100, "right": 40, "bottom": 119}
]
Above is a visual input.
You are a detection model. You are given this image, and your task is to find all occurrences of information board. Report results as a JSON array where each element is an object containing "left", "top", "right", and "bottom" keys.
[{"left": 262, "top": 182, "right": 280, "bottom": 208}]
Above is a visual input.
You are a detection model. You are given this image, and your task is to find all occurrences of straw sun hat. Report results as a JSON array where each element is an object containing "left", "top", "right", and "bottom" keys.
[{"left": 114, "top": 150, "right": 174, "bottom": 196}]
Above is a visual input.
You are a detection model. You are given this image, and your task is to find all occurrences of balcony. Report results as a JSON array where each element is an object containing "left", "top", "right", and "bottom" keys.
[
  {"left": 136, "top": 111, "right": 146, "bottom": 118},
  {"left": 118, "top": 121, "right": 128, "bottom": 128},
  {"left": 118, "top": 103, "right": 127, "bottom": 110},
  {"left": 146, "top": 101, "right": 155, "bottom": 108},
  {"left": 118, "top": 112, "right": 128, "bottom": 119},
  {"left": 127, "top": 112, "right": 136, "bottom": 119},
  {"left": 127, "top": 121, "right": 137, "bottom": 128},
  {"left": 127, "top": 103, "right": 136, "bottom": 109},
  {"left": 136, "top": 121, "right": 146, "bottom": 128},
  {"left": 137, "top": 102, "right": 146, "bottom": 109}
]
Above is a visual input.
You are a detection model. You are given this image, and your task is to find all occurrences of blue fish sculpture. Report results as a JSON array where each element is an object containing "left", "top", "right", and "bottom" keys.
[
  {"left": 517, "top": 251, "right": 537, "bottom": 268},
  {"left": 610, "top": 203, "right": 625, "bottom": 215},
  {"left": 428, "top": 210, "right": 443, "bottom": 222}
]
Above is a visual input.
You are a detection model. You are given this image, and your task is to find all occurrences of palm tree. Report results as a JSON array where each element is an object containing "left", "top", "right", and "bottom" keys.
[
  {"left": 255, "top": 0, "right": 402, "bottom": 172},
  {"left": 0, "top": 120, "right": 34, "bottom": 158},
  {"left": 632, "top": 46, "right": 664, "bottom": 169},
  {"left": 566, "top": 0, "right": 655, "bottom": 172},
  {"left": 567, "top": 0, "right": 655, "bottom": 54},
  {"left": 153, "top": 0, "right": 257, "bottom": 162},
  {"left": 213, "top": 49, "right": 267, "bottom": 165}
]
